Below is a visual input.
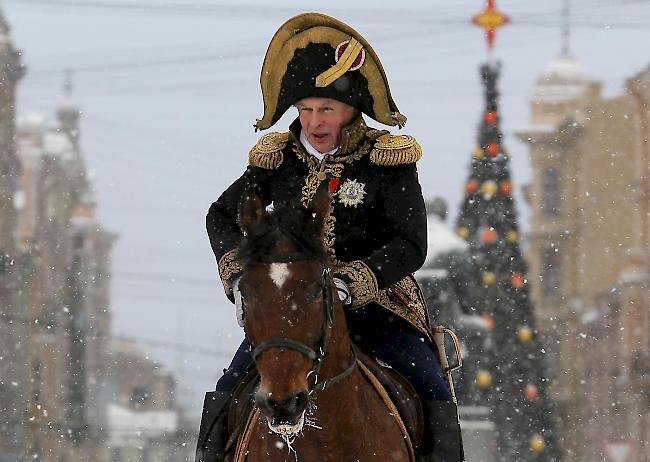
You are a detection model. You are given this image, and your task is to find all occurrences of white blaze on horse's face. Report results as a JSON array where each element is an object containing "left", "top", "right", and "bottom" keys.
[{"left": 269, "top": 263, "right": 292, "bottom": 289}]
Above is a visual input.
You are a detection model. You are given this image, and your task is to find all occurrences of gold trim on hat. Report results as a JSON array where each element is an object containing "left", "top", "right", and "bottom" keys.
[{"left": 315, "top": 38, "right": 363, "bottom": 88}]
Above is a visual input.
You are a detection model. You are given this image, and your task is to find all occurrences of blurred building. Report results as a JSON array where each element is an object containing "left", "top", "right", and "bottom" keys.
[
  {"left": 518, "top": 52, "right": 650, "bottom": 461},
  {"left": 102, "top": 340, "right": 194, "bottom": 462},
  {"left": 15, "top": 87, "right": 116, "bottom": 460},
  {"left": 0, "top": 10, "right": 26, "bottom": 462}
]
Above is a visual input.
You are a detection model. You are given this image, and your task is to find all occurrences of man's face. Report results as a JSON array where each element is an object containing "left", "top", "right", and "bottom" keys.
[{"left": 296, "top": 97, "right": 358, "bottom": 153}]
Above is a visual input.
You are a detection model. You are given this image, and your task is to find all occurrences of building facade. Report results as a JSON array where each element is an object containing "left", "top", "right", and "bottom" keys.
[
  {"left": 102, "top": 340, "right": 194, "bottom": 462},
  {"left": 15, "top": 95, "right": 115, "bottom": 460},
  {"left": 0, "top": 11, "right": 26, "bottom": 462},
  {"left": 518, "top": 53, "right": 650, "bottom": 461}
]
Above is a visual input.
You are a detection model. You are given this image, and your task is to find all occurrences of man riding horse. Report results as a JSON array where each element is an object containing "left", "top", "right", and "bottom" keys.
[{"left": 200, "top": 12, "right": 464, "bottom": 461}]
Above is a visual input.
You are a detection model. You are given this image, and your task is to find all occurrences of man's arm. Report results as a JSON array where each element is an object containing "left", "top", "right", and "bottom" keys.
[
  {"left": 336, "top": 162, "right": 427, "bottom": 306},
  {"left": 206, "top": 166, "right": 272, "bottom": 298}
]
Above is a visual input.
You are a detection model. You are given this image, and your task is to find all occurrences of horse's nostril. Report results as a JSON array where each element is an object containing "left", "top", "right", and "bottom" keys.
[
  {"left": 255, "top": 390, "right": 309, "bottom": 423},
  {"left": 254, "top": 391, "right": 275, "bottom": 416},
  {"left": 291, "top": 390, "right": 309, "bottom": 414}
]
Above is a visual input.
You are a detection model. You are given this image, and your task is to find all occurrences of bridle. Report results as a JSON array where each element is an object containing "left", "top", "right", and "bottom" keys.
[{"left": 243, "top": 263, "right": 357, "bottom": 392}]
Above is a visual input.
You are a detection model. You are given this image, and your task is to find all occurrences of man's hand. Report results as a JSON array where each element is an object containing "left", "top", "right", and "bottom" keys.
[{"left": 232, "top": 277, "right": 245, "bottom": 327}]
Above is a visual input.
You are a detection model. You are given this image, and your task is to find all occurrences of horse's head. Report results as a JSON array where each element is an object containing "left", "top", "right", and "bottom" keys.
[{"left": 237, "top": 184, "right": 332, "bottom": 435}]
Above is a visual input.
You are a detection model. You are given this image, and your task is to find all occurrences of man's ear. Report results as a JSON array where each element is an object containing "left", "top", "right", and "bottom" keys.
[{"left": 238, "top": 188, "right": 265, "bottom": 235}]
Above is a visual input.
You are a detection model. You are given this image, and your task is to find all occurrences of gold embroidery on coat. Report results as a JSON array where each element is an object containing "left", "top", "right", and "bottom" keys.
[
  {"left": 323, "top": 213, "right": 338, "bottom": 264},
  {"left": 218, "top": 249, "right": 243, "bottom": 294},
  {"left": 335, "top": 260, "right": 379, "bottom": 308},
  {"left": 376, "top": 275, "right": 429, "bottom": 335}
]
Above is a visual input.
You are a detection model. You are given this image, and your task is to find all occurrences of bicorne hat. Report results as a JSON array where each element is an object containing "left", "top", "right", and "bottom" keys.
[{"left": 254, "top": 12, "right": 406, "bottom": 131}]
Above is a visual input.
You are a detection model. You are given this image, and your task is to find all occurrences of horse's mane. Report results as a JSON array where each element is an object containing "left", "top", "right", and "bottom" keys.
[{"left": 238, "top": 201, "right": 327, "bottom": 266}]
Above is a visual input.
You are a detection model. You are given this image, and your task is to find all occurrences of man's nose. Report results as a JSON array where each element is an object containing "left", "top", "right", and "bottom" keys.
[{"left": 311, "top": 112, "right": 324, "bottom": 126}]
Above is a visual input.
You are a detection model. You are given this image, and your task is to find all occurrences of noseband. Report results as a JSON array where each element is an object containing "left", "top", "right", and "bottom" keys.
[{"left": 246, "top": 266, "right": 356, "bottom": 392}]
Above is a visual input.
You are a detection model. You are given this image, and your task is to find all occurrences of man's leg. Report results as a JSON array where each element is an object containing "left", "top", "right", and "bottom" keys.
[
  {"left": 196, "top": 340, "right": 253, "bottom": 462},
  {"left": 346, "top": 306, "right": 464, "bottom": 461}
]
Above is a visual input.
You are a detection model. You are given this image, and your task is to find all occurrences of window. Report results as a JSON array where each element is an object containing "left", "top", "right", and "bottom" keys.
[
  {"left": 541, "top": 247, "right": 561, "bottom": 295},
  {"left": 32, "top": 361, "right": 43, "bottom": 405},
  {"left": 542, "top": 167, "right": 561, "bottom": 215},
  {"left": 131, "top": 386, "right": 149, "bottom": 408},
  {"left": 111, "top": 447, "right": 123, "bottom": 462}
]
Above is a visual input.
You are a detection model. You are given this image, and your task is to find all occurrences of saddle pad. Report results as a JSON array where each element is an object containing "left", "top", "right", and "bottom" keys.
[
  {"left": 356, "top": 349, "right": 424, "bottom": 447},
  {"left": 226, "top": 367, "right": 260, "bottom": 453}
]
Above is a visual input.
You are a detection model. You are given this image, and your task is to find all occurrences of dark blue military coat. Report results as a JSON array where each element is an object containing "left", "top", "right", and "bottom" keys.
[{"left": 207, "top": 115, "right": 430, "bottom": 333}]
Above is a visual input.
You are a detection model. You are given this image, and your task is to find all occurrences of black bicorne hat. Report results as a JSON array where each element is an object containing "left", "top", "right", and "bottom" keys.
[{"left": 254, "top": 13, "right": 406, "bottom": 131}]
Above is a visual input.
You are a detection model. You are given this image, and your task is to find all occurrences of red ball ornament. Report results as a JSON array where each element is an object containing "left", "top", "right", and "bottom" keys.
[
  {"left": 481, "top": 313, "right": 495, "bottom": 331},
  {"left": 485, "top": 142, "right": 500, "bottom": 157},
  {"left": 499, "top": 180, "right": 512, "bottom": 195},
  {"left": 481, "top": 226, "right": 498, "bottom": 244},
  {"left": 466, "top": 179, "right": 479, "bottom": 194},
  {"left": 525, "top": 384, "right": 539, "bottom": 401},
  {"left": 511, "top": 272, "right": 525, "bottom": 289},
  {"left": 484, "top": 111, "right": 498, "bottom": 124}
]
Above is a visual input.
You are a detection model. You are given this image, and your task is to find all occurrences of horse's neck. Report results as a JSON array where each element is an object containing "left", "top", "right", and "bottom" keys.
[{"left": 318, "top": 301, "right": 355, "bottom": 382}]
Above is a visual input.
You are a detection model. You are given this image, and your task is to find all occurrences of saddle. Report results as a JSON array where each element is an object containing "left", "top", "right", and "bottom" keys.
[{"left": 223, "top": 350, "right": 424, "bottom": 455}]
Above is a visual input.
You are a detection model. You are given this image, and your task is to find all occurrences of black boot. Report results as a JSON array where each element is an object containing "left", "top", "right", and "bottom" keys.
[
  {"left": 196, "top": 391, "right": 231, "bottom": 462},
  {"left": 417, "top": 400, "right": 464, "bottom": 462}
]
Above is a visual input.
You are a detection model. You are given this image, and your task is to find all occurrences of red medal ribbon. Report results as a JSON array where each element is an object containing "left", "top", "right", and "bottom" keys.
[{"left": 328, "top": 178, "right": 340, "bottom": 193}]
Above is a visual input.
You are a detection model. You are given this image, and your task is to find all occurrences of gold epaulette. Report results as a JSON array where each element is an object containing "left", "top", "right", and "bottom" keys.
[
  {"left": 248, "top": 132, "right": 289, "bottom": 169},
  {"left": 369, "top": 133, "right": 422, "bottom": 166}
]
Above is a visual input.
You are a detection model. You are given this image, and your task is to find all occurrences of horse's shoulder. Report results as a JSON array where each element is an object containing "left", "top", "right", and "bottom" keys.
[
  {"left": 369, "top": 132, "right": 422, "bottom": 166},
  {"left": 248, "top": 131, "right": 290, "bottom": 169}
]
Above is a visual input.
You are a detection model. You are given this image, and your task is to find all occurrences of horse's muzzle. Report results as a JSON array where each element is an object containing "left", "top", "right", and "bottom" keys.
[{"left": 254, "top": 389, "right": 309, "bottom": 427}]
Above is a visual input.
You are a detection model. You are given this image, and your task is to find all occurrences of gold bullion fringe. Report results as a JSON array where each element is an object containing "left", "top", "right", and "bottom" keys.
[
  {"left": 369, "top": 133, "right": 422, "bottom": 166},
  {"left": 248, "top": 132, "right": 289, "bottom": 169}
]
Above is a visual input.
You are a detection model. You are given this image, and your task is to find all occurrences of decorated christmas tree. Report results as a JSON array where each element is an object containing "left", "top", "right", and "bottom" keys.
[{"left": 453, "top": 2, "right": 563, "bottom": 460}]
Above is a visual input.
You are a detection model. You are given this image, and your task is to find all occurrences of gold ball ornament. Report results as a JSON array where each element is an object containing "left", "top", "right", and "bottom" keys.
[
  {"left": 472, "top": 148, "right": 485, "bottom": 159},
  {"left": 530, "top": 434, "right": 546, "bottom": 452},
  {"left": 457, "top": 227, "right": 470, "bottom": 240},
  {"left": 517, "top": 325, "right": 533, "bottom": 343},
  {"left": 481, "top": 180, "right": 498, "bottom": 197},
  {"left": 483, "top": 271, "right": 496, "bottom": 286},
  {"left": 506, "top": 230, "right": 518, "bottom": 243},
  {"left": 476, "top": 370, "right": 492, "bottom": 388}
]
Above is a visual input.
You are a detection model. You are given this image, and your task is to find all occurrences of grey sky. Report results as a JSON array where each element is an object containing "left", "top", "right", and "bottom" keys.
[{"left": 4, "top": 0, "right": 649, "bottom": 415}]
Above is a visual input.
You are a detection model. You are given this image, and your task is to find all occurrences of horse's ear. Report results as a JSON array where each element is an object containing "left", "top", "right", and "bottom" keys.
[
  {"left": 238, "top": 188, "right": 265, "bottom": 235},
  {"left": 308, "top": 181, "right": 331, "bottom": 221}
]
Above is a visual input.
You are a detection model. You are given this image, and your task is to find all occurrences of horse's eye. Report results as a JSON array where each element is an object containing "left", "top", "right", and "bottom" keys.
[{"left": 310, "top": 286, "right": 323, "bottom": 300}]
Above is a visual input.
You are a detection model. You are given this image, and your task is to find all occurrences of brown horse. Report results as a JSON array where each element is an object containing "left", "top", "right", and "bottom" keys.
[{"left": 229, "top": 186, "right": 413, "bottom": 462}]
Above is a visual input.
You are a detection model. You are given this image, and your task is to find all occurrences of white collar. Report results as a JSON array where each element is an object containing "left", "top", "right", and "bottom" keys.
[{"left": 300, "top": 130, "right": 338, "bottom": 160}]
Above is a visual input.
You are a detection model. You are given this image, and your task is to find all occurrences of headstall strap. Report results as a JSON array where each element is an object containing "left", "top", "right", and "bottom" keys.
[
  {"left": 313, "top": 345, "right": 358, "bottom": 392},
  {"left": 252, "top": 337, "right": 317, "bottom": 362},
  {"left": 246, "top": 265, "right": 355, "bottom": 393}
]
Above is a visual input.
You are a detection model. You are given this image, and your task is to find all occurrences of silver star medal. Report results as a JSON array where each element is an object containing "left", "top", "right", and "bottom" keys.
[{"left": 337, "top": 179, "right": 366, "bottom": 207}]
